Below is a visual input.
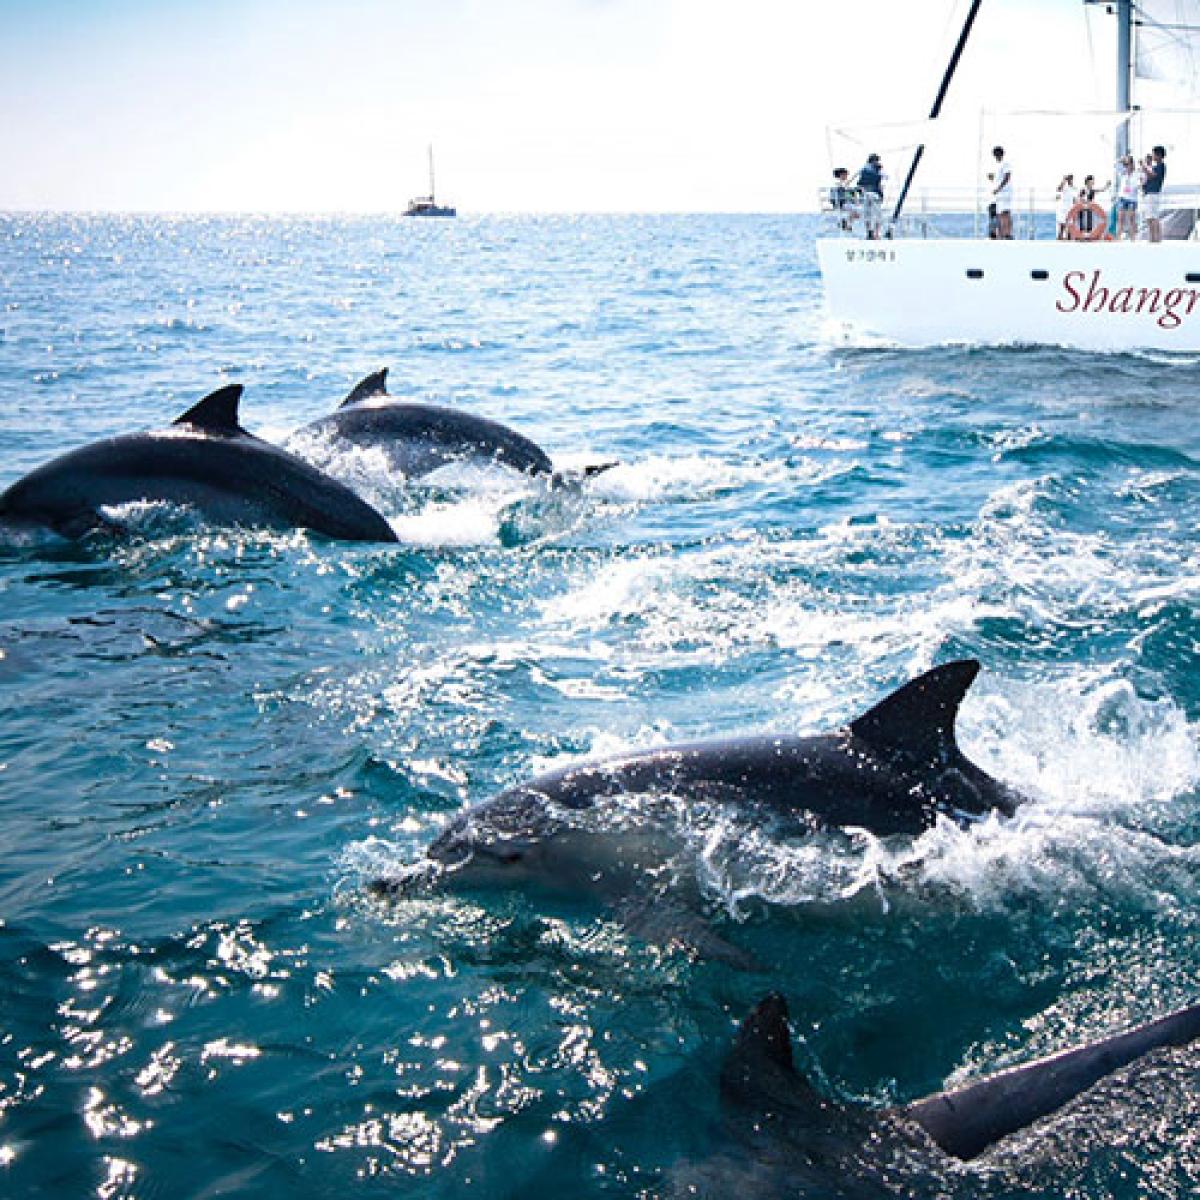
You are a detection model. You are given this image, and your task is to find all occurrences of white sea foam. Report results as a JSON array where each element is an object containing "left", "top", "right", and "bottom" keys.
[
  {"left": 97, "top": 498, "right": 196, "bottom": 532},
  {"left": 386, "top": 496, "right": 513, "bottom": 547},
  {"left": 538, "top": 521, "right": 976, "bottom": 681},
  {"left": 585, "top": 453, "right": 795, "bottom": 503},
  {"left": 690, "top": 670, "right": 1200, "bottom": 917}
]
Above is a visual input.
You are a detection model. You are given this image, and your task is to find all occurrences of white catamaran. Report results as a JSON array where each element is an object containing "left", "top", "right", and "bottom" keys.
[{"left": 817, "top": 0, "right": 1200, "bottom": 352}]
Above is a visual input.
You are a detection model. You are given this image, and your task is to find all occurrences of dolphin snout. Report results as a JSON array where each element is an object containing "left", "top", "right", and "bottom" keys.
[
  {"left": 369, "top": 822, "right": 482, "bottom": 901},
  {"left": 427, "top": 826, "right": 476, "bottom": 870},
  {"left": 368, "top": 858, "right": 445, "bottom": 899}
]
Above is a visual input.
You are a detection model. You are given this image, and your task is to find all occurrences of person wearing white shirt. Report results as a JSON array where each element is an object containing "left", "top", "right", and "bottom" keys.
[
  {"left": 1114, "top": 154, "right": 1141, "bottom": 241},
  {"left": 992, "top": 146, "right": 1013, "bottom": 239}
]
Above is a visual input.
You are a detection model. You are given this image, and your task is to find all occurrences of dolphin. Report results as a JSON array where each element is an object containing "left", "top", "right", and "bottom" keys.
[
  {"left": 698, "top": 990, "right": 1200, "bottom": 1195},
  {"left": 295, "top": 369, "right": 613, "bottom": 482},
  {"left": 0, "top": 384, "right": 399, "bottom": 542},
  {"left": 371, "top": 660, "right": 1026, "bottom": 961}
]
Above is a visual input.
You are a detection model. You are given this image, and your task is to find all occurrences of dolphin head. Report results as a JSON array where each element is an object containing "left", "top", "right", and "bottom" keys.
[
  {"left": 370, "top": 789, "right": 559, "bottom": 900},
  {"left": 429, "top": 791, "right": 555, "bottom": 879}
]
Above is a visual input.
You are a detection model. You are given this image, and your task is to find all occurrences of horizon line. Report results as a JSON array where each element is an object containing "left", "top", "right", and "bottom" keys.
[{"left": 0, "top": 207, "right": 819, "bottom": 219}]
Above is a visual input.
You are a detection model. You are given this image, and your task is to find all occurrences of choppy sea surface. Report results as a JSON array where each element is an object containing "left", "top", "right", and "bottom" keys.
[{"left": 0, "top": 213, "right": 1198, "bottom": 1199}]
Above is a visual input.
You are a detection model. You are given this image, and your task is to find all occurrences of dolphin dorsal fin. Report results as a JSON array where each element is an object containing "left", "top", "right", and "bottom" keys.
[
  {"left": 341, "top": 368, "right": 389, "bottom": 408},
  {"left": 721, "top": 993, "right": 796, "bottom": 1102},
  {"left": 850, "top": 659, "right": 980, "bottom": 763},
  {"left": 736, "top": 993, "right": 795, "bottom": 1074},
  {"left": 720, "top": 994, "right": 829, "bottom": 1117},
  {"left": 172, "top": 384, "right": 246, "bottom": 436}
]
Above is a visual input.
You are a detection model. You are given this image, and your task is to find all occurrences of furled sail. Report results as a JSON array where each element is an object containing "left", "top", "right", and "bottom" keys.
[{"left": 1135, "top": 0, "right": 1200, "bottom": 94}]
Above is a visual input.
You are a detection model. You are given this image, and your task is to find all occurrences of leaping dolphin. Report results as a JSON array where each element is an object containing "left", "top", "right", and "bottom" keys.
[
  {"left": 371, "top": 660, "right": 1027, "bottom": 961},
  {"left": 711, "top": 990, "right": 1200, "bottom": 1189},
  {"left": 294, "top": 369, "right": 612, "bottom": 482},
  {"left": 0, "top": 385, "right": 399, "bottom": 542}
]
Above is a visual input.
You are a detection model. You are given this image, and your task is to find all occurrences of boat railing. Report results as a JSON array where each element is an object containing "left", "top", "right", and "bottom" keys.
[
  {"left": 819, "top": 185, "right": 1049, "bottom": 239},
  {"left": 818, "top": 183, "right": 1200, "bottom": 240}
]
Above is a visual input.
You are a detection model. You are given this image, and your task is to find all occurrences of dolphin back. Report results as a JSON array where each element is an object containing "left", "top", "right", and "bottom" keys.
[
  {"left": 315, "top": 403, "right": 554, "bottom": 477},
  {"left": 305, "top": 371, "right": 555, "bottom": 478},
  {"left": 905, "top": 1001, "right": 1200, "bottom": 1159},
  {"left": 483, "top": 660, "right": 1024, "bottom": 837},
  {"left": 0, "top": 386, "right": 398, "bottom": 543},
  {"left": 726, "top": 994, "right": 1200, "bottom": 1165}
]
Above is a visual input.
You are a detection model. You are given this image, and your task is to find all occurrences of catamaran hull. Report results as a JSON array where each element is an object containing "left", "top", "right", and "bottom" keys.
[{"left": 817, "top": 237, "right": 1200, "bottom": 352}]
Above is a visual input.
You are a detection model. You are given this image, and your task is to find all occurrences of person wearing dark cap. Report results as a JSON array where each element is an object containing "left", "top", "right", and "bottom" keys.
[{"left": 855, "top": 153, "right": 884, "bottom": 239}]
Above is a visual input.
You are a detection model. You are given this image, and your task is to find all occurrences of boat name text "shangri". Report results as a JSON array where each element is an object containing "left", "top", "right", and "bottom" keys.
[{"left": 1057, "top": 269, "right": 1200, "bottom": 330}]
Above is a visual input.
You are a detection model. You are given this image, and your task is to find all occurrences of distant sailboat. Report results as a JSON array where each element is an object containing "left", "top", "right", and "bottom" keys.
[{"left": 404, "top": 145, "right": 456, "bottom": 218}]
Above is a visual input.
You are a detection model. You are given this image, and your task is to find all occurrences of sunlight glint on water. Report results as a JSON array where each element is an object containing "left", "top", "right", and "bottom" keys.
[{"left": 0, "top": 213, "right": 1197, "bottom": 1198}]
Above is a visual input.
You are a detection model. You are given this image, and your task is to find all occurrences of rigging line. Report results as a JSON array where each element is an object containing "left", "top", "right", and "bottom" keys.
[
  {"left": 1083, "top": 0, "right": 1102, "bottom": 107},
  {"left": 891, "top": 0, "right": 985, "bottom": 226}
]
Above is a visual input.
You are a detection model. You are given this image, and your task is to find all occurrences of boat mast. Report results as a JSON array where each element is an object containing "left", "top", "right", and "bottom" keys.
[
  {"left": 1085, "top": 0, "right": 1134, "bottom": 157},
  {"left": 1115, "top": 0, "right": 1133, "bottom": 158},
  {"left": 428, "top": 145, "right": 436, "bottom": 202},
  {"left": 891, "top": 0, "right": 985, "bottom": 227}
]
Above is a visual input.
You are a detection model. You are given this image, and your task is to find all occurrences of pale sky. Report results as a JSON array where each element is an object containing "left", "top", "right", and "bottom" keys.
[{"left": 0, "top": 0, "right": 1147, "bottom": 213}]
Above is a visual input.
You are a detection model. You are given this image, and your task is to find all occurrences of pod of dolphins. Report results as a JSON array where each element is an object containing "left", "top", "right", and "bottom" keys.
[
  {"left": 6, "top": 372, "right": 1198, "bottom": 1188},
  {"left": 0, "top": 369, "right": 593, "bottom": 541}
]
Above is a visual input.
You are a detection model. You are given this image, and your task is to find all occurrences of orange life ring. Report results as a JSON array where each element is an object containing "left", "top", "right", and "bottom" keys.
[{"left": 1065, "top": 200, "right": 1108, "bottom": 241}]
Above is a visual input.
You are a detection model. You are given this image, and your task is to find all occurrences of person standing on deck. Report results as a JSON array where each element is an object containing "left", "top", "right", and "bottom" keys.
[
  {"left": 1142, "top": 145, "right": 1167, "bottom": 243},
  {"left": 1055, "top": 173, "right": 1076, "bottom": 240},
  {"left": 1076, "top": 174, "right": 1105, "bottom": 237},
  {"left": 830, "top": 167, "right": 859, "bottom": 232},
  {"left": 855, "top": 154, "right": 885, "bottom": 240},
  {"left": 991, "top": 146, "right": 1013, "bottom": 239},
  {"left": 1114, "top": 154, "right": 1141, "bottom": 240}
]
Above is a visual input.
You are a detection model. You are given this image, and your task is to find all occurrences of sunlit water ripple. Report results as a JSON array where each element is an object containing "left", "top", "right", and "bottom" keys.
[{"left": 0, "top": 213, "right": 1198, "bottom": 1198}]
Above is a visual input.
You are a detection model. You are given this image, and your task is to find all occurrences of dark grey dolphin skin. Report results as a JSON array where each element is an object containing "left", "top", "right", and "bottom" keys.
[
  {"left": 371, "top": 662, "right": 1025, "bottom": 965},
  {"left": 428, "top": 659, "right": 1024, "bottom": 870},
  {"left": 724, "top": 992, "right": 1200, "bottom": 1165},
  {"left": 297, "top": 369, "right": 557, "bottom": 478},
  {"left": 0, "top": 384, "right": 398, "bottom": 542},
  {"left": 905, "top": 997, "right": 1200, "bottom": 1158}
]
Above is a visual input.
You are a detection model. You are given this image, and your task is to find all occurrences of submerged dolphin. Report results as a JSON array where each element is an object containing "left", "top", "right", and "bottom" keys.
[
  {"left": 295, "top": 369, "right": 611, "bottom": 482},
  {"left": 372, "top": 660, "right": 1026, "bottom": 960},
  {"left": 697, "top": 990, "right": 1200, "bottom": 1195},
  {"left": 0, "top": 385, "right": 398, "bottom": 542}
]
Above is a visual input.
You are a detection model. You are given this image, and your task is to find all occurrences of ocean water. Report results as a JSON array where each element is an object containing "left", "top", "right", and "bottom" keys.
[{"left": 0, "top": 212, "right": 1198, "bottom": 1199}]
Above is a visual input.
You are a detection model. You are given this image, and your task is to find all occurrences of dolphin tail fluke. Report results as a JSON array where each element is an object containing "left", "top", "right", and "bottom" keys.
[
  {"left": 173, "top": 384, "right": 246, "bottom": 436},
  {"left": 905, "top": 1000, "right": 1200, "bottom": 1160},
  {"left": 581, "top": 461, "right": 620, "bottom": 479},
  {"left": 548, "top": 461, "right": 620, "bottom": 490},
  {"left": 341, "top": 369, "right": 389, "bottom": 408}
]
